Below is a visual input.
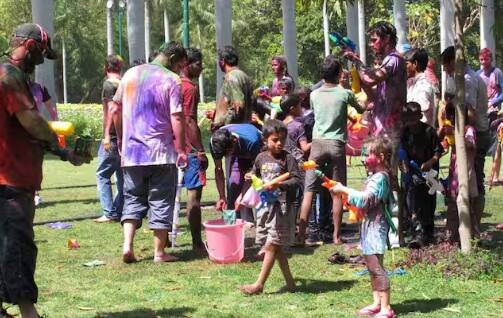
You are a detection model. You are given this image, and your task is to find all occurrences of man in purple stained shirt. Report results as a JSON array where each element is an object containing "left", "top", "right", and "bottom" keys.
[
  {"left": 344, "top": 21, "right": 407, "bottom": 243},
  {"left": 111, "top": 42, "right": 188, "bottom": 264}
]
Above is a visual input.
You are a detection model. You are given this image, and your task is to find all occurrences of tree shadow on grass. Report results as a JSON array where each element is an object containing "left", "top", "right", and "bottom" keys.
[
  {"left": 393, "top": 298, "right": 458, "bottom": 315},
  {"left": 292, "top": 278, "right": 356, "bottom": 294},
  {"left": 37, "top": 198, "right": 98, "bottom": 208},
  {"left": 96, "top": 306, "right": 195, "bottom": 318}
]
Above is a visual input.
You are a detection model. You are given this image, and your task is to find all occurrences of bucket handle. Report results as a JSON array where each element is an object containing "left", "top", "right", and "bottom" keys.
[{"left": 204, "top": 230, "right": 245, "bottom": 263}]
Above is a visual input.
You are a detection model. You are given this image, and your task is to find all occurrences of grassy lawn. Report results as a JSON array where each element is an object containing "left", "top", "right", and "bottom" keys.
[{"left": 5, "top": 155, "right": 503, "bottom": 317}]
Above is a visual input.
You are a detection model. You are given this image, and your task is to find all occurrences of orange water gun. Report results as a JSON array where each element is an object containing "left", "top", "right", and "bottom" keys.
[
  {"left": 48, "top": 121, "right": 74, "bottom": 148},
  {"left": 302, "top": 161, "right": 364, "bottom": 223}
]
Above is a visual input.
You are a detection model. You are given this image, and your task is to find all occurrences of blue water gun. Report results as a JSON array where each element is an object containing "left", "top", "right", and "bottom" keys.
[{"left": 329, "top": 32, "right": 357, "bottom": 52}]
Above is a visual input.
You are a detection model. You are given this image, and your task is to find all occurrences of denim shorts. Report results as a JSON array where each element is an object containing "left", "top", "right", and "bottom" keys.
[
  {"left": 121, "top": 165, "right": 177, "bottom": 230},
  {"left": 0, "top": 185, "right": 38, "bottom": 304}
]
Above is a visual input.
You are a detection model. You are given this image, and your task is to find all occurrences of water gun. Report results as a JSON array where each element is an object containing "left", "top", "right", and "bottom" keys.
[
  {"left": 329, "top": 32, "right": 357, "bottom": 52},
  {"left": 48, "top": 121, "right": 74, "bottom": 148},
  {"left": 251, "top": 172, "right": 290, "bottom": 192},
  {"left": 350, "top": 65, "right": 361, "bottom": 93},
  {"left": 408, "top": 160, "right": 444, "bottom": 195},
  {"left": 302, "top": 160, "right": 364, "bottom": 223}
]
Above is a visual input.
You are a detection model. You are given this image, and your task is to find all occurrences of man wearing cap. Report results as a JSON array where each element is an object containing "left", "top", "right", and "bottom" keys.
[{"left": 0, "top": 23, "right": 89, "bottom": 318}]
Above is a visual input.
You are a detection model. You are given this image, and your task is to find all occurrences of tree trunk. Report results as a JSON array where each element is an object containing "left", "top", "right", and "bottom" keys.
[
  {"left": 215, "top": 0, "right": 232, "bottom": 98},
  {"left": 345, "top": 0, "right": 359, "bottom": 54},
  {"left": 145, "top": 0, "right": 151, "bottom": 60},
  {"left": 281, "top": 0, "right": 299, "bottom": 84},
  {"left": 454, "top": 0, "right": 472, "bottom": 253},
  {"left": 440, "top": 0, "right": 455, "bottom": 99},
  {"left": 62, "top": 37, "right": 67, "bottom": 104},
  {"left": 393, "top": 0, "right": 407, "bottom": 49},
  {"left": 163, "top": 8, "right": 170, "bottom": 43},
  {"left": 127, "top": 0, "right": 145, "bottom": 65},
  {"left": 31, "top": 0, "right": 56, "bottom": 101},
  {"left": 480, "top": 0, "right": 495, "bottom": 60},
  {"left": 107, "top": 2, "right": 114, "bottom": 55},
  {"left": 358, "top": 0, "right": 366, "bottom": 64},
  {"left": 323, "top": 0, "right": 330, "bottom": 57}
]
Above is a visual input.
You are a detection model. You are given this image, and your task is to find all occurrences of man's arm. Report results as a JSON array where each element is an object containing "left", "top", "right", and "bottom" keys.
[
  {"left": 171, "top": 111, "right": 186, "bottom": 154},
  {"left": 15, "top": 109, "right": 58, "bottom": 144},
  {"left": 214, "top": 158, "right": 227, "bottom": 210},
  {"left": 358, "top": 67, "right": 388, "bottom": 88},
  {"left": 104, "top": 100, "right": 121, "bottom": 150}
]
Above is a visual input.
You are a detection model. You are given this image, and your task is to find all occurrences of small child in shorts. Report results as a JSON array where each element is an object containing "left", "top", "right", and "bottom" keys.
[{"left": 239, "top": 119, "right": 301, "bottom": 295}]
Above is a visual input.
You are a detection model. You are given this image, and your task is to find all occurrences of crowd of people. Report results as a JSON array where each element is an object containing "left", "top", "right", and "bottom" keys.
[{"left": 1, "top": 19, "right": 502, "bottom": 318}]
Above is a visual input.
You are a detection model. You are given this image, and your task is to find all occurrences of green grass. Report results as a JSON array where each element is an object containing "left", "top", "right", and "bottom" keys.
[{"left": 5, "top": 155, "right": 503, "bottom": 317}]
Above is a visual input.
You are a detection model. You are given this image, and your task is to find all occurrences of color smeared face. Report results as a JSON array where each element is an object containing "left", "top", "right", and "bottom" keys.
[
  {"left": 479, "top": 54, "right": 492, "bottom": 69},
  {"left": 369, "top": 32, "right": 386, "bottom": 56},
  {"left": 271, "top": 59, "right": 283, "bottom": 76},
  {"left": 265, "top": 131, "right": 286, "bottom": 156},
  {"left": 405, "top": 60, "right": 416, "bottom": 78}
]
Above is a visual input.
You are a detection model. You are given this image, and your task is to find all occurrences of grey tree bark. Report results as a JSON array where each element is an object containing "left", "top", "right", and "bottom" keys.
[
  {"left": 164, "top": 8, "right": 170, "bottom": 43},
  {"left": 357, "top": 0, "right": 366, "bottom": 64},
  {"left": 480, "top": 0, "right": 495, "bottom": 60},
  {"left": 215, "top": 0, "right": 232, "bottom": 98},
  {"left": 31, "top": 0, "right": 56, "bottom": 100},
  {"left": 323, "top": 0, "right": 330, "bottom": 57},
  {"left": 107, "top": 1, "right": 114, "bottom": 55},
  {"left": 441, "top": 0, "right": 455, "bottom": 98},
  {"left": 145, "top": 0, "right": 151, "bottom": 60},
  {"left": 345, "top": 0, "right": 359, "bottom": 55},
  {"left": 454, "top": 0, "right": 472, "bottom": 253},
  {"left": 281, "top": 0, "right": 299, "bottom": 84},
  {"left": 127, "top": 0, "right": 146, "bottom": 65},
  {"left": 393, "top": 0, "right": 407, "bottom": 49}
]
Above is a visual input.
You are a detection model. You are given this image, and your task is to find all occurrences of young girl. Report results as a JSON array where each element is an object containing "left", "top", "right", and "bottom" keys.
[
  {"left": 330, "top": 137, "right": 396, "bottom": 318},
  {"left": 239, "top": 119, "right": 301, "bottom": 295}
]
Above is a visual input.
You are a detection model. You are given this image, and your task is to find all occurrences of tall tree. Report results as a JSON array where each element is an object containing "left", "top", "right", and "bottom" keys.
[
  {"left": 31, "top": 0, "right": 56, "bottom": 100},
  {"left": 145, "top": 0, "right": 151, "bottom": 60},
  {"left": 357, "top": 0, "right": 366, "bottom": 64},
  {"left": 345, "top": 0, "right": 359, "bottom": 54},
  {"left": 106, "top": 0, "right": 114, "bottom": 54},
  {"left": 214, "top": 0, "right": 232, "bottom": 96},
  {"left": 127, "top": 0, "right": 145, "bottom": 64},
  {"left": 282, "top": 0, "right": 299, "bottom": 84},
  {"left": 480, "top": 0, "right": 495, "bottom": 59},
  {"left": 440, "top": 0, "right": 455, "bottom": 99},
  {"left": 453, "top": 0, "right": 472, "bottom": 253},
  {"left": 393, "top": 0, "right": 407, "bottom": 48}
]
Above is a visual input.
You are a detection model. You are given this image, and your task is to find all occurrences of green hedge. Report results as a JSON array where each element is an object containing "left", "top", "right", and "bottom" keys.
[{"left": 56, "top": 102, "right": 215, "bottom": 151}]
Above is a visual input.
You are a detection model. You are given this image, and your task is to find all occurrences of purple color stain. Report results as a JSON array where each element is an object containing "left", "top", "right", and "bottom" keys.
[{"left": 47, "top": 222, "right": 72, "bottom": 229}]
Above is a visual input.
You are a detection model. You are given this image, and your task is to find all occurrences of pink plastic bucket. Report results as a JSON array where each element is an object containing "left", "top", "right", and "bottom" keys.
[{"left": 204, "top": 218, "right": 245, "bottom": 264}]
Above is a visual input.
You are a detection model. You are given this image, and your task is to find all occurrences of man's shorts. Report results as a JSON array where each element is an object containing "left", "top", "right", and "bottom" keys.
[
  {"left": 0, "top": 185, "right": 38, "bottom": 305},
  {"left": 121, "top": 164, "right": 177, "bottom": 230},
  {"left": 305, "top": 139, "right": 347, "bottom": 192},
  {"left": 183, "top": 154, "right": 206, "bottom": 190}
]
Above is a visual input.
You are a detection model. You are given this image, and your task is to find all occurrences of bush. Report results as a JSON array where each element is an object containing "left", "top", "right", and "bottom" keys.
[
  {"left": 57, "top": 103, "right": 103, "bottom": 142},
  {"left": 57, "top": 102, "right": 217, "bottom": 152}
]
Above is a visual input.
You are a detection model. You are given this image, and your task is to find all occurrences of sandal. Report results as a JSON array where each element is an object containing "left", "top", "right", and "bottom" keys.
[
  {"left": 358, "top": 305, "right": 381, "bottom": 316},
  {"left": 328, "top": 252, "right": 347, "bottom": 264}
]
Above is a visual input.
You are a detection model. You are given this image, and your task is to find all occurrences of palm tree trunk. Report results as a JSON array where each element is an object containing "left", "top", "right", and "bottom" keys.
[
  {"left": 480, "top": 0, "right": 495, "bottom": 59},
  {"left": 345, "top": 0, "right": 359, "bottom": 54},
  {"left": 215, "top": 0, "right": 232, "bottom": 97},
  {"left": 323, "top": 0, "right": 330, "bottom": 57},
  {"left": 145, "top": 0, "right": 151, "bottom": 60},
  {"left": 440, "top": 0, "right": 455, "bottom": 99},
  {"left": 393, "top": 0, "right": 407, "bottom": 48},
  {"left": 127, "top": 0, "right": 146, "bottom": 64},
  {"left": 107, "top": 2, "right": 114, "bottom": 55},
  {"left": 164, "top": 8, "right": 170, "bottom": 43},
  {"left": 31, "top": 0, "right": 56, "bottom": 100},
  {"left": 454, "top": 0, "right": 472, "bottom": 253},
  {"left": 357, "top": 0, "right": 366, "bottom": 64},
  {"left": 281, "top": 0, "right": 299, "bottom": 84}
]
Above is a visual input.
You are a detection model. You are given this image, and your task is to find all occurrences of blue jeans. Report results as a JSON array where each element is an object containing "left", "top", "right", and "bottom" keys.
[{"left": 96, "top": 139, "right": 124, "bottom": 219}]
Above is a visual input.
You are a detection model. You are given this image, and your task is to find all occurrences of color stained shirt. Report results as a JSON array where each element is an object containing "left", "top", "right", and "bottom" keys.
[
  {"left": 181, "top": 76, "right": 200, "bottom": 152},
  {"left": 465, "top": 66, "right": 489, "bottom": 132},
  {"left": 407, "top": 72, "right": 436, "bottom": 126},
  {"left": 373, "top": 51, "right": 407, "bottom": 136},
  {"left": 114, "top": 61, "right": 182, "bottom": 167},
  {"left": 477, "top": 67, "right": 503, "bottom": 107},
  {"left": 310, "top": 85, "right": 361, "bottom": 141},
  {"left": 0, "top": 63, "right": 44, "bottom": 191},
  {"left": 102, "top": 77, "right": 121, "bottom": 137},
  {"left": 215, "top": 68, "right": 253, "bottom": 127}
]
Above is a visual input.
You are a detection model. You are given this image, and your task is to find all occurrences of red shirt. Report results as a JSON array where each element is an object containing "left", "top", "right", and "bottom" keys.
[
  {"left": 0, "top": 63, "right": 44, "bottom": 191},
  {"left": 181, "top": 76, "right": 200, "bottom": 151}
]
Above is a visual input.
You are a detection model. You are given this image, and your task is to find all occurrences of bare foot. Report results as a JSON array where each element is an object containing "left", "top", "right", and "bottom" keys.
[
  {"left": 153, "top": 253, "right": 179, "bottom": 263},
  {"left": 333, "top": 237, "right": 344, "bottom": 245},
  {"left": 122, "top": 251, "right": 137, "bottom": 264},
  {"left": 239, "top": 284, "right": 263, "bottom": 295}
]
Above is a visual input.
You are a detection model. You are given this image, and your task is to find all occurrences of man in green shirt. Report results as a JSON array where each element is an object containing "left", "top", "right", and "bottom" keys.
[{"left": 297, "top": 55, "right": 363, "bottom": 245}]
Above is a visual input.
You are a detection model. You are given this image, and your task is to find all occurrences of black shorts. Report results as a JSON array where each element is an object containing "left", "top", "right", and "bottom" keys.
[{"left": 0, "top": 185, "right": 38, "bottom": 304}]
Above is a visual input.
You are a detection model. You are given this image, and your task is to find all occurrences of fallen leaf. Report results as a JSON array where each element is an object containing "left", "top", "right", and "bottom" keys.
[{"left": 77, "top": 306, "right": 95, "bottom": 311}]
